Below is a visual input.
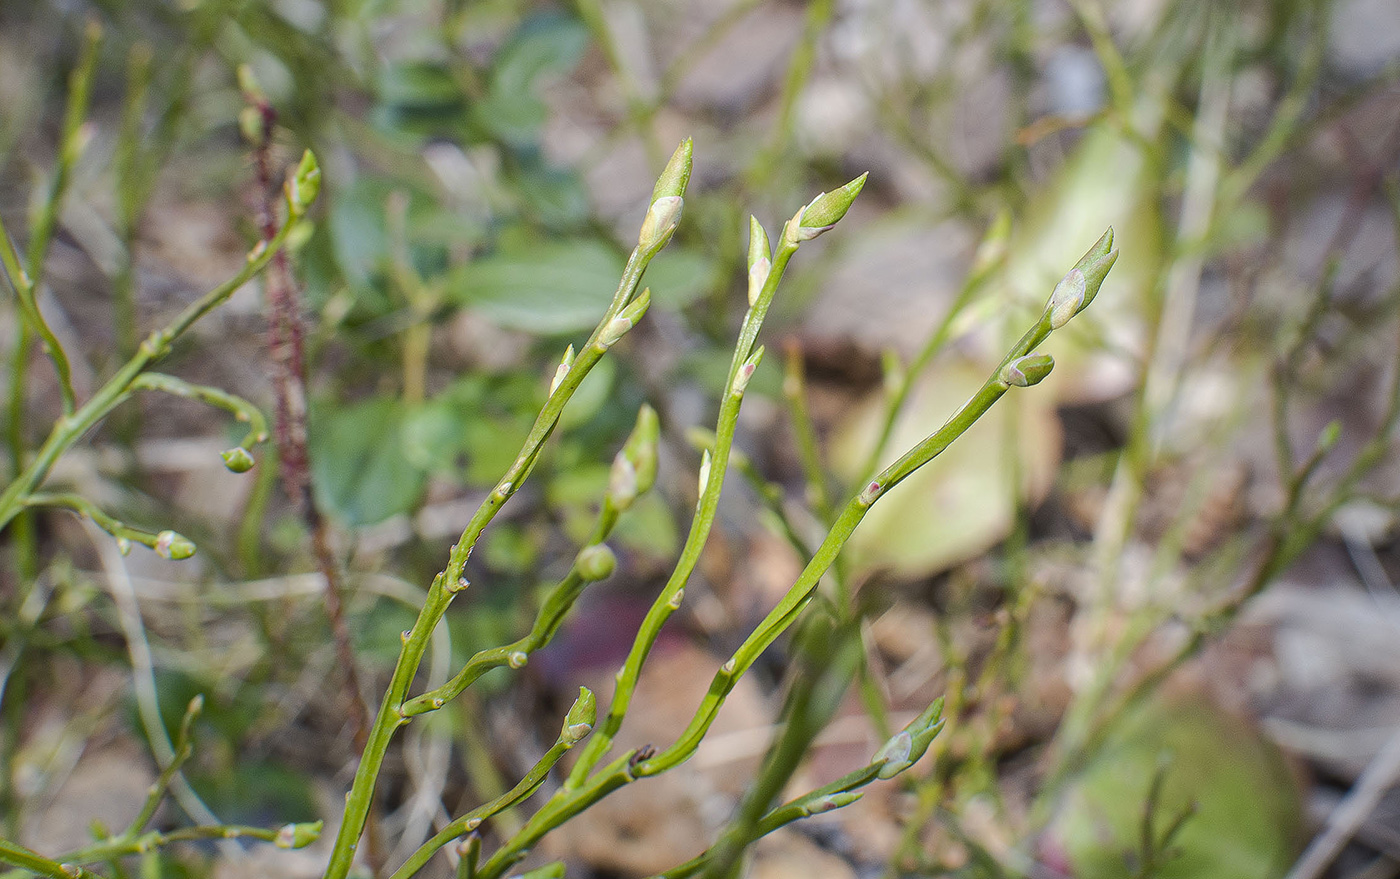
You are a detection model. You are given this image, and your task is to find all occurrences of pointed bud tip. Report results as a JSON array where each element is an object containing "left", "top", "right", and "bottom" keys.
[{"left": 650, "top": 137, "right": 695, "bottom": 203}]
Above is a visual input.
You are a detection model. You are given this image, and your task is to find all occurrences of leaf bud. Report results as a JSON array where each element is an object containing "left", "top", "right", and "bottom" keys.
[
  {"left": 562, "top": 686, "right": 596, "bottom": 744},
  {"left": 221, "top": 447, "right": 255, "bottom": 473}
]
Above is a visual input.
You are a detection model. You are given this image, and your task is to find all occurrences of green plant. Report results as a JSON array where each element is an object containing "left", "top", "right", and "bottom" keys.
[{"left": 0, "top": 34, "right": 1119, "bottom": 870}]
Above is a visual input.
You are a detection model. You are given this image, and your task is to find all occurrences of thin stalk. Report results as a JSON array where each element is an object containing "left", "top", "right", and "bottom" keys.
[
  {"left": 565, "top": 232, "right": 802, "bottom": 788},
  {"left": 637, "top": 308, "right": 1059, "bottom": 779},
  {"left": 322, "top": 157, "right": 684, "bottom": 878},
  {"left": 0, "top": 200, "right": 306, "bottom": 533}
]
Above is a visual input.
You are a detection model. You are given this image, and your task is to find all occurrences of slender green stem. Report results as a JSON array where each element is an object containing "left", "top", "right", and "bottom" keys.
[
  {"left": 323, "top": 225, "right": 672, "bottom": 879},
  {"left": 390, "top": 729, "right": 578, "bottom": 879},
  {"left": 0, "top": 838, "right": 104, "bottom": 879},
  {"left": 0, "top": 204, "right": 303, "bottom": 534},
  {"left": 402, "top": 501, "right": 622, "bottom": 716},
  {"left": 566, "top": 233, "right": 800, "bottom": 788},
  {"left": 637, "top": 313, "right": 1054, "bottom": 778}
]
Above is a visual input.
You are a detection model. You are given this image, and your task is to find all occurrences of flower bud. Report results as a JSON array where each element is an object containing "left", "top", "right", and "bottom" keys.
[
  {"left": 730, "top": 346, "right": 764, "bottom": 398},
  {"left": 747, "top": 216, "right": 771, "bottom": 307},
  {"left": 562, "top": 686, "right": 596, "bottom": 744},
  {"left": 804, "top": 792, "right": 862, "bottom": 816},
  {"left": 221, "top": 447, "right": 255, "bottom": 473},
  {"left": 576, "top": 544, "right": 617, "bottom": 582},
  {"left": 275, "top": 821, "right": 323, "bottom": 849},
  {"left": 597, "top": 289, "right": 652, "bottom": 349},
  {"left": 1048, "top": 227, "right": 1117, "bottom": 327},
  {"left": 638, "top": 196, "right": 683, "bottom": 252},
  {"left": 549, "top": 345, "right": 575, "bottom": 395},
  {"left": 1000, "top": 353, "right": 1055, "bottom": 388},
  {"left": 622, "top": 404, "right": 659, "bottom": 497},
  {"left": 153, "top": 530, "right": 196, "bottom": 560},
  {"left": 874, "top": 730, "right": 913, "bottom": 779},
  {"left": 786, "top": 172, "right": 869, "bottom": 243},
  {"left": 286, "top": 149, "right": 322, "bottom": 216},
  {"left": 651, "top": 137, "right": 694, "bottom": 203}
]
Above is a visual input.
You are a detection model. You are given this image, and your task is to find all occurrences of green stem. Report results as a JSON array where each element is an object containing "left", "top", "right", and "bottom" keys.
[
  {"left": 0, "top": 210, "right": 301, "bottom": 534},
  {"left": 637, "top": 313, "right": 1052, "bottom": 778},
  {"left": 322, "top": 232, "right": 668, "bottom": 879},
  {"left": 0, "top": 838, "right": 104, "bottom": 879},
  {"left": 565, "top": 234, "right": 800, "bottom": 788}
]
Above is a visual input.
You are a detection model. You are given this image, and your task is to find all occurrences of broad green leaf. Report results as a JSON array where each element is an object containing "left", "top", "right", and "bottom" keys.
[
  {"left": 1047, "top": 695, "right": 1303, "bottom": 879},
  {"left": 448, "top": 239, "right": 624, "bottom": 334},
  {"left": 311, "top": 396, "right": 426, "bottom": 527},
  {"left": 645, "top": 247, "right": 719, "bottom": 311},
  {"left": 829, "top": 363, "right": 1061, "bottom": 577},
  {"left": 475, "top": 12, "right": 590, "bottom": 144}
]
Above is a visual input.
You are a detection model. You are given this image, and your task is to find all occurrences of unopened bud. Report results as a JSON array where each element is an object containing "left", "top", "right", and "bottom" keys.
[
  {"left": 730, "top": 346, "right": 765, "bottom": 398},
  {"left": 153, "top": 530, "right": 196, "bottom": 560},
  {"left": 638, "top": 195, "right": 684, "bottom": 252},
  {"left": 1048, "top": 269, "right": 1087, "bottom": 329},
  {"left": 274, "top": 821, "right": 323, "bottom": 849},
  {"left": 1000, "top": 353, "right": 1055, "bottom": 388},
  {"left": 287, "top": 149, "right": 322, "bottom": 215},
  {"left": 747, "top": 216, "right": 771, "bottom": 306},
  {"left": 804, "top": 792, "right": 862, "bottom": 816},
  {"left": 550, "top": 345, "right": 575, "bottom": 395},
  {"left": 1049, "top": 228, "right": 1118, "bottom": 327},
  {"left": 562, "top": 687, "right": 596, "bottom": 744},
  {"left": 874, "top": 730, "right": 914, "bottom": 779},
  {"left": 786, "top": 172, "right": 869, "bottom": 243},
  {"left": 576, "top": 544, "right": 616, "bottom": 582},
  {"left": 221, "top": 447, "right": 255, "bottom": 473},
  {"left": 651, "top": 138, "right": 694, "bottom": 203},
  {"left": 696, "top": 449, "right": 712, "bottom": 499}
]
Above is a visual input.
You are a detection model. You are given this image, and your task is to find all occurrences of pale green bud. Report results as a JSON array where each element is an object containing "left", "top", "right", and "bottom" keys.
[
  {"left": 786, "top": 172, "right": 869, "bottom": 243},
  {"left": 651, "top": 137, "right": 694, "bottom": 203},
  {"left": 747, "top": 216, "right": 771, "bottom": 306},
  {"left": 1000, "top": 353, "right": 1055, "bottom": 388},
  {"left": 275, "top": 821, "right": 323, "bottom": 849},
  {"left": 153, "top": 530, "right": 196, "bottom": 560},
  {"left": 285, "top": 150, "right": 322, "bottom": 217},
  {"left": 804, "top": 792, "right": 862, "bottom": 816},
  {"left": 221, "top": 447, "right": 255, "bottom": 473},
  {"left": 576, "top": 544, "right": 616, "bottom": 582},
  {"left": 638, "top": 195, "right": 684, "bottom": 252},
  {"left": 562, "top": 686, "right": 596, "bottom": 744}
]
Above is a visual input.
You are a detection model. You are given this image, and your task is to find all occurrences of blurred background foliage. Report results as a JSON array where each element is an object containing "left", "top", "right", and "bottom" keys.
[{"left": 1, "top": 0, "right": 1399, "bottom": 877}]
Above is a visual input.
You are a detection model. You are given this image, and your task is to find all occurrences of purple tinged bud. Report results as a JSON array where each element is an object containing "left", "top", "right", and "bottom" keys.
[
  {"left": 153, "top": 530, "right": 195, "bottom": 560},
  {"left": 798, "top": 172, "right": 869, "bottom": 232},
  {"left": 1048, "top": 269, "right": 1087, "bottom": 329},
  {"left": 1049, "top": 227, "right": 1118, "bottom": 327}
]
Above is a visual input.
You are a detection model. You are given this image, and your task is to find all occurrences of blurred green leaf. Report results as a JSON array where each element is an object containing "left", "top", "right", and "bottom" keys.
[
  {"left": 645, "top": 246, "right": 719, "bottom": 311},
  {"left": 475, "top": 12, "right": 590, "bottom": 145},
  {"left": 1048, "top": 695, "right": 1303, "bottom": 879},
  {"left": 311, "top": 396, "right": 426, "bottom": 527},
  {"left": 448, "top": 238, "right": 624, "bottom": 334}
]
